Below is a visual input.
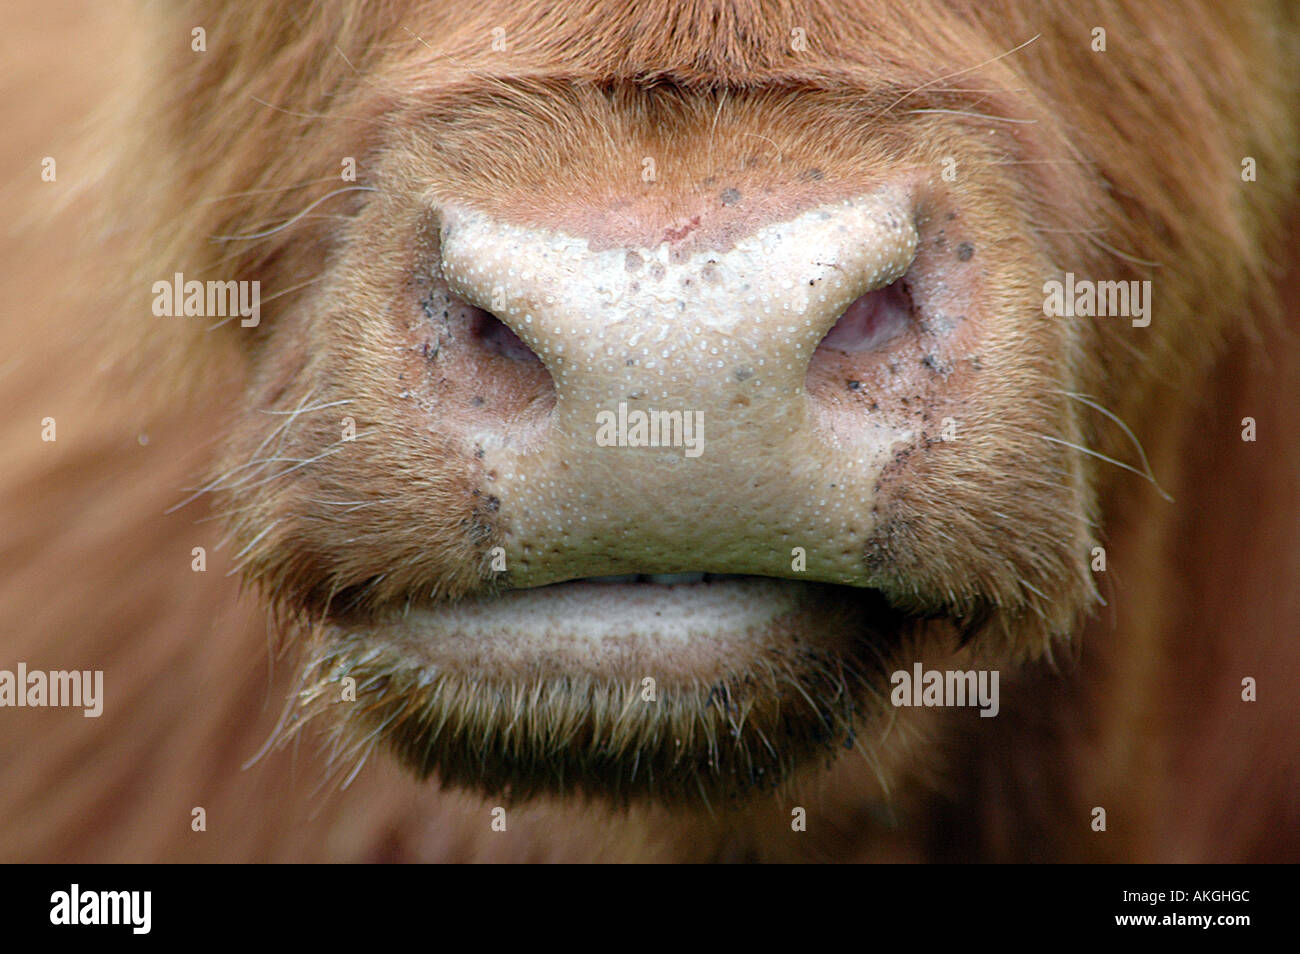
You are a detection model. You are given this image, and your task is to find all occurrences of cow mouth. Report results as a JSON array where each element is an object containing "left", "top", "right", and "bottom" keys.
[
  {"left": 304, "top": 573, "right": 937, "bottom": 803},
  {"left": 327, "top": 574, "right": 916, "bottom": 675}
]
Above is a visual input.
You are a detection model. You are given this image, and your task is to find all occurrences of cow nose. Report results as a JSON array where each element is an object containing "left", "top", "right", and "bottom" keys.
[{"left": 435, "top": 191, "right": 922, "bottom": 587}]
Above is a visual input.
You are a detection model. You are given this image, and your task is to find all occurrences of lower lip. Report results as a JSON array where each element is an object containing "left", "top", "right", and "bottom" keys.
[
  {"left": 411, "top": 576, "right": 809, "bottom": 642},
  {"left": 328, "top": 577, "right": 892, "bottom": 681}
]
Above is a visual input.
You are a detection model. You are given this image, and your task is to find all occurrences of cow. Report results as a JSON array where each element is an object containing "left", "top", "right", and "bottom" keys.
[{"left": 1, "top": 0, "right": 1297, "bottom": 862}]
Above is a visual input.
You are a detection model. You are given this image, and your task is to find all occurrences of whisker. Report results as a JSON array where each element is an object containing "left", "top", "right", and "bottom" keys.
[
  {"left": 229, "top": 520, "right": 280, "bottom": 568},
  {"left": 1055, "top": 390, "right": 1173, "bottom": 501},
  {"left": 249, "top": 95, "right": 385, "bottom": 128},
  {"left": 903, "top": 108, "right": 1036, "bottom": 125},
  {"left": 201, "top": 177, "right": 344, "bottom": 205},
  {"left": 333, "top": 44, "right": 362, "bottom": 77},
  {"left": 878, "top": 34, "right": 1040, "bottom": 115},
  {"left": 212, "top": 186, "right": 377, "bottom": 242},
  {"left": 739, "top": 131, "right": 784, "bottom": 164},
  {"left": 1086, "top": 233, "right": 1162, "bottom": 268},
  {"left": 1037, "top": 434, "right": 1174, "bottom": 502}
]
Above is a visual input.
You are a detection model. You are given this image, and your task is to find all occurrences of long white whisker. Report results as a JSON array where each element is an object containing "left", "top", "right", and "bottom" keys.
[
  {"left": 1038, "top": 435, "right": 1174, "bottom": 502},
  {"left": 212, "top": 186, "right": 377, "bottom": 242},
  {"left": 879, "top": 34, "right": 1040, "bottom": 115},
  {"left": 1056, "top": 390, "right": 1173, "bottom": 501}
]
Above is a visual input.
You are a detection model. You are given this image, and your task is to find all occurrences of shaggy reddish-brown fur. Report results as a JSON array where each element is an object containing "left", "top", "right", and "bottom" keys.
[{"left": 1, "top": 0, "right": 1297, "bottom": 860}]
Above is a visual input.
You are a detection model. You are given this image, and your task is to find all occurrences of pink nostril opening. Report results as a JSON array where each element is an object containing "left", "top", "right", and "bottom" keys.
[
  {"left": 470, "top": 308, "right": 541, "bottom": 363},
  {"left": 819, "top": 280, "right": 913, "bottom": 353}
]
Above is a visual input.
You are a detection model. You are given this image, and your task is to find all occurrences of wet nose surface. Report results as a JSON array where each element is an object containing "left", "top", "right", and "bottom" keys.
[{"left": 435, "top": 190, "right": 928, "bottom": 588}]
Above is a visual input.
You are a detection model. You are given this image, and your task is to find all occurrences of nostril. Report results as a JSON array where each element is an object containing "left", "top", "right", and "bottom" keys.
[
  {"left": 817, "top": 278, "right": 914, "bottom": 354},
  {"left": 469, "top": 307, "right": 543, "bottom": 364},
  {"left": 409, "top": 286, "right": 555, "bottom": 432}
]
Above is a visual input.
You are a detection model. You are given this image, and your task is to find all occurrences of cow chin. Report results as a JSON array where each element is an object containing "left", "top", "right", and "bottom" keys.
[{"left": 295, "top": 580, "right": 917, "bottom": 802}]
